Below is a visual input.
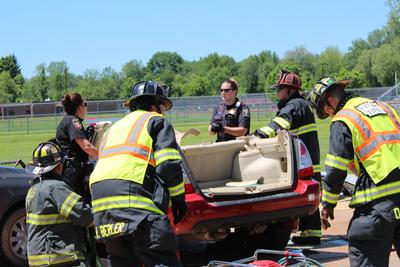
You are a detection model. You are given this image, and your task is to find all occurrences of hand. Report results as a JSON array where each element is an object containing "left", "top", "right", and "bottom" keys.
[
  {"left": 86, "top": 124, "right": 96, "bottom": 137},
  {"left": 253, "top": 129, "right": 269, "bottom": 138},
  {"left": 210, "top": 122, "right": 223, "bottom": 133},
  {"left": 171, "top": 195, "right": 187, "bottom": 225},
  {"left": 321, "top": 207, "right": 335, "bottom": 230}
]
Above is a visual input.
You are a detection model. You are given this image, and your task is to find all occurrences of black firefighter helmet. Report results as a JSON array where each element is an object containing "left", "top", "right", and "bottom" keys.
[
  {"left": 125, "top": 81, "right": 173, "bottom": 111},
  {"left": 31, "top": 141, "right": 63, "bottom": 175}
]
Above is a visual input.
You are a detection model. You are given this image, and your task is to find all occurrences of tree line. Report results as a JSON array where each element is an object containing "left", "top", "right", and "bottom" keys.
[{"left": 1, "top": 0, "right": 400, "bottom": 104}]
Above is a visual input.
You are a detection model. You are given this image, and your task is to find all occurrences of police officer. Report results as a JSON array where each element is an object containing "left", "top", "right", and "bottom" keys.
[
  {"left": 26, "top": 141, "right": 93, "bottom": 267},
  {"left": 254, "top": 70, "right": 322, "bottom": 245},
  {"left": 89, "top": 81, "right": 186, "bottom": 267},
  {"left": 56, "top": 92, "right": 98, "bottom": 197},
  {"left": 308, "top": 77, "right": 400, "bottom": 266},
  {"left": 209, "top": 78, "right": 250, "bottom": 142}
]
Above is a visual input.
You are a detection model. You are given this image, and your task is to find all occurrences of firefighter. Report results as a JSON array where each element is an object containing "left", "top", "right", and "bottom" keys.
[
  {"left": 89, "top": 81, "right": 186, "bottom": 267},
  {"left": 254, "top": 70, "right": 322, "bottom": 245},
  {"left": 26, "top": 141, "right": 93, "bottom": 267},
  {"left": 308, "top": 77, "right": 400, "bottom": 266},
  {"left": 208, "top": 78, "right": 251, "bottom": 142},
  {"left": 56, "top": 92, "right": 98, "bottom": 198}
]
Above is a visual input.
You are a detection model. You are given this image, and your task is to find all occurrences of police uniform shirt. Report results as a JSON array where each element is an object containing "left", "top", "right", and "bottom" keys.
[
  {"left": 56, "top": 115, "right": 89, "bottom": 162},
  {"left": 210, "top": 99, "right": 250, "bottom": 141}
]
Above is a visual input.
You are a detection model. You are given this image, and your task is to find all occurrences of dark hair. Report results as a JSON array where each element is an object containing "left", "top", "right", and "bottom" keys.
[
  {"left": 61, "top": 93, "right": 84, "bottom": 115},
  {"left": 222, "top": 78, "right": 238, "bottom": 91}
]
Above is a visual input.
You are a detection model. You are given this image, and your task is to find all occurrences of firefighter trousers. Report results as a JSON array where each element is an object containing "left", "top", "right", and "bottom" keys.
[
  {"left": 348, "top": 207, "right": 400, "bottom": 267},
  {"left": 105, "top": 214, "right": 182, "bottom": 267},
  {"left": 298, "top": 207, "right": 321, "bottom": 237}
]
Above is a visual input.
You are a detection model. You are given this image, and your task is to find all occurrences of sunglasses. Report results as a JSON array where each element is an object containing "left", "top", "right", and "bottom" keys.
[
  {"left": 220, "top": 88, "right": 235, "bottom": 93},
  {"left": 83, "top": 102, "right": 87, "bottom": 107}
]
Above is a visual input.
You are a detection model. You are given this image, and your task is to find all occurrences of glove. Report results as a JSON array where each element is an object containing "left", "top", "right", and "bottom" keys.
[
  {"left": 253, "top": 129, "right": 269, "bottom": 138},
  {"left": 171, "top": 195, "right": 187, "bottom": 225},
  {"left": 210, "top": 122, "right": 224, "bottom": 133},
  {"left": 225, "top": 113, "right": 235, "bottom": 126},
  {"left": 86, "top": 123, "right": 96, "bottom": 137},
  {"left": 321, "top": 207, "right": 335, "bottom": 230}
]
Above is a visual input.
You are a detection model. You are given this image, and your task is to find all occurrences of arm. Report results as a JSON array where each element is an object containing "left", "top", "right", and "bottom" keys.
[
  {"left": 52, "top": 184, "right": 93, "bottom": 227},
  {"left": 321, "top": 121, "right": 354, "bottom": 229},
  {"left": 75, "top": 138, "right": 98, "bottom": 159},
  {"left": 223, "top": 126, "right": 248, "bottom": 137},
  {"left": 208, "top": 105, "right": 219, "bottom": 135},
  {"left": 150, "top": 117, "right": 186, "bottom": 224},
  {"left": 255, "top": 102, "right": 295, "bottom": 138}
]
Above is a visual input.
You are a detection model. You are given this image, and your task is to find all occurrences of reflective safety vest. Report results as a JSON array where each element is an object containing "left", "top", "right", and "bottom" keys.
[
  {"left": 331, "top": 97, "right": 400, "bottom": 184},
  {"left": 90, "top": 110, "right": 161, "bottom": 186}
]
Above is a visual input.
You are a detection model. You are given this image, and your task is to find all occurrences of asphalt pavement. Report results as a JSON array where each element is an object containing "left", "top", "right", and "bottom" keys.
[{"left": 181, "top": 197, "right": 400, "bottom": 266}]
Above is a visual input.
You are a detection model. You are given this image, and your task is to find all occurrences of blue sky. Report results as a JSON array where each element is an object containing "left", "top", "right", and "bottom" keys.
[{"left": 1, "top": 0, "right": 390, "bottom": 78}]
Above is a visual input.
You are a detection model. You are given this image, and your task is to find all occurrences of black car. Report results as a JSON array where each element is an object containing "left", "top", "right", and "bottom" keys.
[{"left": 0, "top": 165, "right": 33, "bottom": 266}]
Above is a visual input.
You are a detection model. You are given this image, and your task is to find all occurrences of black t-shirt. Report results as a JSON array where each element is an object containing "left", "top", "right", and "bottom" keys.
[
  {"left": 210, "top": 99, "right": 251, "bottom": 142},
  {"left": 56, "top": 115, "right": 89, "bottom": 162}
]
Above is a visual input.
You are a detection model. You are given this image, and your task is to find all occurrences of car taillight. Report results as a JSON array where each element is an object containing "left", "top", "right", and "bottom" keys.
[
  {"left": 296, "top": 139, "right": 314, "bottom": 180},
  {"left": 184, "top": 177, "right": 195, "bottom": 193}
]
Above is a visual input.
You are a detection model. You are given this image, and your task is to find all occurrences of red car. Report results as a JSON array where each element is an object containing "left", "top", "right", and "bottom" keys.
[{"left": 169, "top": 131, "right": 320, "bottom": 249}]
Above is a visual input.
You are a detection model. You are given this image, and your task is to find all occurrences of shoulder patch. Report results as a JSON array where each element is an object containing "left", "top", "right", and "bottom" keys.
[
  {"left": 355, "top": 102, "right": 387, "bottom": 117},
  {"left": 72, "top": 118, "right": 83, "bottom": 130},
  {"left": 242, "top": 107, "right": 250, "bottom": 117}
]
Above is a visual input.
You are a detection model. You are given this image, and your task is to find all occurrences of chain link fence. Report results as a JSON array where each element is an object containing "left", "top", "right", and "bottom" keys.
[{"left": 0, "top": 87, "right": 399, "bottom": 135}]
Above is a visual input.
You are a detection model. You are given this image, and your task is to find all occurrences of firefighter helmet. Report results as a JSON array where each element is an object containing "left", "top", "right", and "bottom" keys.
[
  {"left": 32, "top": 142, "right": 63, "bottom": 175},
  {"left": 271, "top": 70, "right": 302, "bottom": 91},
  {"left": 126, "top": 81, "right": 173, "bottom": 111},
  {"left": 308, "top": 77, "right": 351, "bottom": 119}
]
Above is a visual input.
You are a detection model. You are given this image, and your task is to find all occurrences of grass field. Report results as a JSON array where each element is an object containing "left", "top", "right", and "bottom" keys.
[{"left": 0, "top": 118, "right": 331, "bottom": 170}]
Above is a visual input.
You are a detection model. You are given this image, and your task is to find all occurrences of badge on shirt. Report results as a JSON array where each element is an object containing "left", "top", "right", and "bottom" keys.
[
  {"left": 355, "top": 102, "right": 386, "bottom": 117},
  {"left": 72, "top": 118, "right": 83, "bottom": 130},
  {"left": 242, "top": 107, "right": 250, "bottom": 117}
]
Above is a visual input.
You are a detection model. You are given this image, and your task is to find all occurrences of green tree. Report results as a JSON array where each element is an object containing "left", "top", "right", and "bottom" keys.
[
  {"left": 317, "top": 46, "right": 344, "bottom": 77},
  {"left": 0, "top": 72, "right": 16, "bottom": 103},
  {"left": 336, "top": 68, "right": 368, "bottom": 88},
  {"left": 344, "top": 39, "right": 371, "bottom": 69},
  {"left": 371, "top": 39, "right": 400, "bottom": 85},
  {"left": 147, "top": 52, "right": 184, "bottom": 75},
  {"left": 0, "top": 54, "right": 21, "bottom": 79},
  {"left": 47, "top": 61, "right": 72, "bottom": 100}
]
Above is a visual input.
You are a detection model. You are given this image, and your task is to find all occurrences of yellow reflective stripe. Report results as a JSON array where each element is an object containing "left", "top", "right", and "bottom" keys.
[
  {"left": 26, "top": 213, "right": 70, "bottom": 225},
  {"left": 259, "top": 126, "right": 276, "bottom": 137},
  {"left": 325, "top": 154, "right": 350, "bottom": 171},
  {"left": 59, "top": 192, "right": 81, "bottom": 217},
  {"left": 300, "top": 229, "right": 322, "bottom": 237},
  {"left": 313, "top": 164, "right": 321, "bottom": 173},
  {"left": 322, "top": 190, "right": 340, "bottom": 205},
  {"left": 28, "top": 251, "right": 84, "bottom": 266},
  {"left": 272, "top": 116, "right": 290, "bottom": 129},
  {"left": 291, "top": 123, "right": 317, "bottom": 135},
  {"left": 92, "top": 195, "right": 164, "bottom": 215},
  {"left": 168, "top": 182, "right": 185, "bottom": 197},
  {"left": 154, "top": 148, "right": 182, "bottom": 166},
  {"left": 350, "top": 180, "right": 400, "bottom": 206}
]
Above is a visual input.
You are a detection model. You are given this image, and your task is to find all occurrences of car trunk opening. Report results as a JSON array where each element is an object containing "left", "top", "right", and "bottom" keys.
[{"left": 180, "top": 132, "right": 294, "bottom": 196}]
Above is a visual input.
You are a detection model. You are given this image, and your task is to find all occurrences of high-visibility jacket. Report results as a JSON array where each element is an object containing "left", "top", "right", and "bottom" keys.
[
  {"left": 25, "top": 174, "right": 93, "bottom": 267},
  {"left": 322, "top": 95, "right": 400, "bottom": 208},
  {"left": 331, "top": 97, "right": 400, "bottom": 184},
  {"left": 89, "top": 110, "right": 185, "bottom": 240}
]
